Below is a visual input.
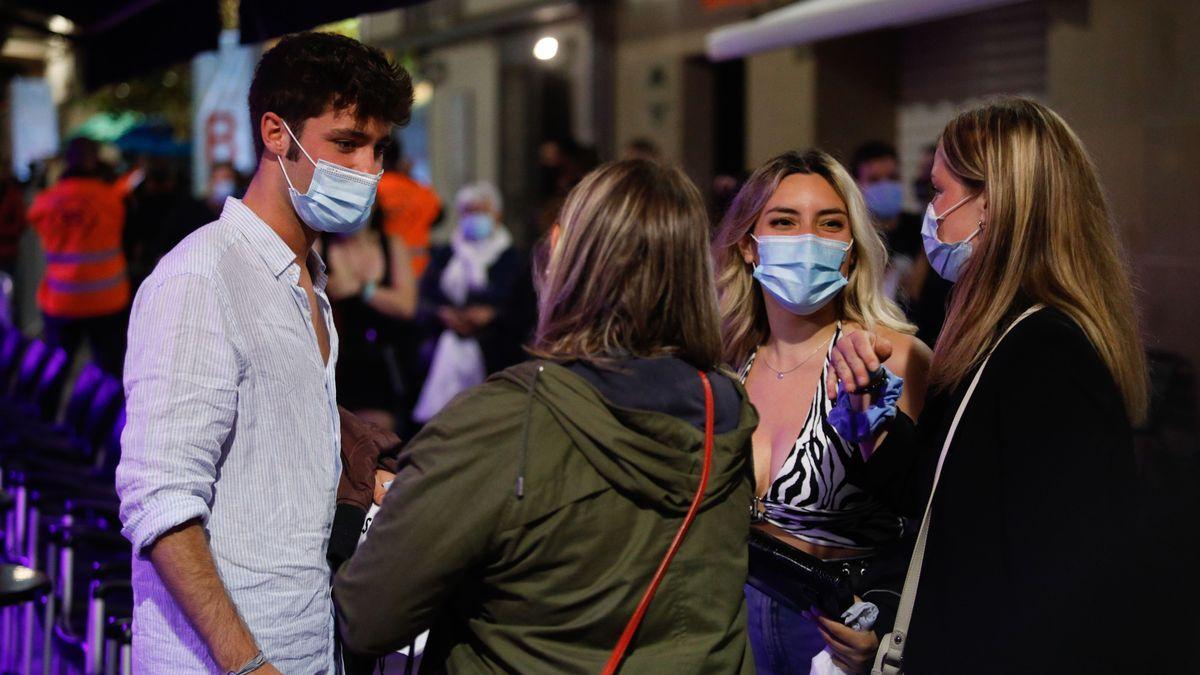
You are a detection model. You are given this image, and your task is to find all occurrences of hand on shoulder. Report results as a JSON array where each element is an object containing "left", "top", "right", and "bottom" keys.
[{"left": 830, "top": 324, "right": 932, "bottom": 420}]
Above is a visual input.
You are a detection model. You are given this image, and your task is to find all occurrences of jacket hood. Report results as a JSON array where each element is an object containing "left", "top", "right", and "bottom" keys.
[{"left": 493, "top": 361, "right": 758, "bottom": 515}]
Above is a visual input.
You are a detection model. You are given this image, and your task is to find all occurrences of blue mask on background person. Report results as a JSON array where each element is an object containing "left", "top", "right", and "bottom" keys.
[
  {"left": 277, "top": 120, "right": 382, "bottom": 234},
  {"left": 921, "top": 194, "right": 981, "bottom": 283},
  {"left": 751, "top": 234, "right": 851, "bottom": 315},
  {"left": 862, "top": 180, "right": 904, "bottom": 220},
  {"left": 460, "top": 213, "right": 495, "bottom": 241}
]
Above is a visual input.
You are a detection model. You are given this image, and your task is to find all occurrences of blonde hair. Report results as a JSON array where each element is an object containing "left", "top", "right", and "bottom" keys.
[
  {"left": 934, "top": 97, "right": 1148, "bottom": 423},
  {"left": 532, "top": 160, "right": 723, "bottom": 368},
  {"left": 713, "top": 150, "right": 913, "bottom": 367}
]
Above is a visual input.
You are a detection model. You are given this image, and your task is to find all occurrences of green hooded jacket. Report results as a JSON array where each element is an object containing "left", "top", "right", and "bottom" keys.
[{"left": 334, "top": 360, "right": 759, "bottom": 673}]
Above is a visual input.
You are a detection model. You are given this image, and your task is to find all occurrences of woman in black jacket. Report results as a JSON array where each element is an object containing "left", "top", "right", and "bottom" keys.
[{"left": 824, "top": 98, "right": 1148, "bottom": 674}]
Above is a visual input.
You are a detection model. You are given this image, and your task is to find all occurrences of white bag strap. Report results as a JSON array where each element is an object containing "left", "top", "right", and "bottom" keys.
[{"left": 872, "top": 304, "right": 1044, "bottom": 675}]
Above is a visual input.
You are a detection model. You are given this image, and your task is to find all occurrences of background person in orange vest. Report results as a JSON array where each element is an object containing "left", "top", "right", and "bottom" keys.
[
  {"left": 27, "top": 137, "right": 130, "bottom": 374},
  {"left": 375, "top": 140, "right": 440, "bottom": 279}
]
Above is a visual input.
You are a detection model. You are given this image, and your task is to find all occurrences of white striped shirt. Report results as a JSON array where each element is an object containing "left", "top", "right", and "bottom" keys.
[{"left": 117, "top": 198, "right": 341, "bottom": 673}]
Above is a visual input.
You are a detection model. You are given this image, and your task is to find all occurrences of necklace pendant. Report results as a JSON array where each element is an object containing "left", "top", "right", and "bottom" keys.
[{"left": 776, "top": 372, "right": 785, "bottom": 380}]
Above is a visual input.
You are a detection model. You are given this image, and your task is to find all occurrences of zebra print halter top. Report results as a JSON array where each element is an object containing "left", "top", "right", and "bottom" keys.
[{"left": 740, "top": 324, "right": 905, "bottom": 550}]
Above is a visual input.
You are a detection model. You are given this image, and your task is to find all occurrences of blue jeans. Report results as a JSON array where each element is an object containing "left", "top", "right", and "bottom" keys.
[{"left": 745, "top": 583, "right": 828, "bottom": 675}]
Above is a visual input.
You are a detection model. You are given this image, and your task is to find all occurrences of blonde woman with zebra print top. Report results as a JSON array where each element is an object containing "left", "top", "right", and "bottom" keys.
[{"left": 714, "top": 151, "right": 931, "bottom": 674}]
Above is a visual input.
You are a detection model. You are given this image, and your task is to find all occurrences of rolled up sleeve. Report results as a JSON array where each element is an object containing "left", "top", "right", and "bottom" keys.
[{"left": 116, "top": 272, "right": 240, "bottom": 557}]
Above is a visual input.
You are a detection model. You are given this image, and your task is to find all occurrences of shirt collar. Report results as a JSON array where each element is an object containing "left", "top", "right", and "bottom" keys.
[
  {"left": 308, "top": 247, "right": 329, "bottom": 293},
  {"left": 222, "top": 197, "right": 327, "bottom": 291}
]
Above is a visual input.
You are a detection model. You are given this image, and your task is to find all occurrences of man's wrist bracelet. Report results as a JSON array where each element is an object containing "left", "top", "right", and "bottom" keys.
[{"left": 227, "top": 651, "right": 265, "bottom": 675}]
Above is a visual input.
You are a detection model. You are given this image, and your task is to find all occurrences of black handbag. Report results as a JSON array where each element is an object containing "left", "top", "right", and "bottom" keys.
[{"left": 747, "top": 528, "right": 855, "bottom": 618}]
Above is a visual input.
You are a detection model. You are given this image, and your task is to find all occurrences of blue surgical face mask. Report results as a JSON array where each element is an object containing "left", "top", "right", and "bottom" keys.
[
  {"left": 460, "top": 213, "right": 495, "bottom": 241},
  {"left": 921, "top": 194, "right": 981, "bottom": 283},
  {"left": 862, "top": 179, "right": 905, "bottom": 220},
  {"left": 751, "top": 234, "right": 851, "bottom": 316},
  {"left": 277, "top": 120, "right": 382, "bottom": 234}
]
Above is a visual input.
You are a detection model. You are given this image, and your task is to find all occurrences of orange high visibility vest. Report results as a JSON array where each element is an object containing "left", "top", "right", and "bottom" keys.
[
  {"left": 28, "top": 177, "right": 130, "bottom": 318},
  {"left": 377, "top": 171, "right": 440, "bottom": 279}
]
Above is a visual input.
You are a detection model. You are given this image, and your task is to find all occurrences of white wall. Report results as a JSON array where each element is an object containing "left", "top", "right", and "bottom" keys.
[
  {"left": 463, "top": 0, "right": 533, "bottom": 17},
  {"left": 560, "top": 21, "right": 595, "bottom": 147},
  {"left": 616, "top": 29, "right": 820, "bottom": 172},
  {"left": 745, "top": 46, "right": 817, "bottom": 168},
  {"left": 615, "top": 29, "right": 709, "bottom": 165}
]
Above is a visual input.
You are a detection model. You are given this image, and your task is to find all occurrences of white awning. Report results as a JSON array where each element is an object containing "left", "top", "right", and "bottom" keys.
[{"left": 706, "top": 0, "right": 1029, "bottom": 61}]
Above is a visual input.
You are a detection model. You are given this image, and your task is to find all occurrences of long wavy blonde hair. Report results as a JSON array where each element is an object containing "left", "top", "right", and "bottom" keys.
[
  {"left": 532, "top": 159, "right": 722, "bottom": 368},
  {"left": 933, "top": 98, "right": 1148, "bottom": 423},
  {"left": 714, "top": 150, "right": 913, "bottom": 367}
]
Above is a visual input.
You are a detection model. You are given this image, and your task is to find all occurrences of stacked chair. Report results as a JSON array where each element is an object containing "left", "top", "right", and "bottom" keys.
[{"left": 0, "top": 321, "right": 132, "bottom": 675}]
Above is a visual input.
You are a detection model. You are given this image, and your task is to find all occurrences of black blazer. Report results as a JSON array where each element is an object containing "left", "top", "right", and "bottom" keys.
[{"left": 861, "top": 307, "right": 1140, "bottom": 674}]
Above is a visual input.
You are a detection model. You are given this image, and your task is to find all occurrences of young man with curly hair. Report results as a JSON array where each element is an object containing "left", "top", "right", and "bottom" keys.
[{"left": 116, "top": 32, "right": 413, "bottom": 674}]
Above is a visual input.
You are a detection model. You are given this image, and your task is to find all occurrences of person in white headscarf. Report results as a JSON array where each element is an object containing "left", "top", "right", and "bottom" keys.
[{"left": 412, "top": 181, "right": 521, "bottom": 423}]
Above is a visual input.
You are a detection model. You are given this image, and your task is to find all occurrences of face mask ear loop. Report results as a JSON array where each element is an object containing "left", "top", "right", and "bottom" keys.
[
  {"left": 277, "top": 119, "right": 320, "bottom": 197},
  {"left": 280, "top": 119, "right": 319, "bottom": 167},
  {"left": 746, "top": 234, "right": 761, "bottom": 268},
  {"left": 276, "top": 155, "right": 302, "bottom": 194},
  {"left": 932, "top": 192, "right": 975, "bottom": 221}
]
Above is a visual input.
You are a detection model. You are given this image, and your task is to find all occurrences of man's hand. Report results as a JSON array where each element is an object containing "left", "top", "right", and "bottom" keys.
[{"left": 816, "top": 613, "right": 880, "bottom": 674}]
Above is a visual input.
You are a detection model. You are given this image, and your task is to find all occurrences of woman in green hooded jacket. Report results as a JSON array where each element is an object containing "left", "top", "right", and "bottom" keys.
[{"left": 334, "top": 159, "right": 760, "bottom": 673}]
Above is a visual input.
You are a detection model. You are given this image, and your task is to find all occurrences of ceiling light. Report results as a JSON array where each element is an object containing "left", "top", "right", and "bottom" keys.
[
  {"left": 533, "top": 36, "right": 559, "bottom": 61},
  {"left": 413, "top": 80, "right": 433, "bottom": 107},
  {"left": 48, "top": 15, "right": 75, "bottom": 35}
]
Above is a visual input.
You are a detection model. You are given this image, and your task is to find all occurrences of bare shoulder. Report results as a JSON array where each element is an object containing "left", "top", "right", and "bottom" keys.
[{"left": 876, "top": 327, "right": 932, "bottom": 379}]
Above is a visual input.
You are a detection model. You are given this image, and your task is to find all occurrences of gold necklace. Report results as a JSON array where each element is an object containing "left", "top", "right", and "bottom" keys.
[{"left": 759, "top": 327, "right": 833, "bottom": 380}]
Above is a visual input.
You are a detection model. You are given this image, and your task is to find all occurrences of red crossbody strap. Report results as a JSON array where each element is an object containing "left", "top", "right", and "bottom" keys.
[{"left": 602, "top": 370, "right": 716, "bottom": 675}]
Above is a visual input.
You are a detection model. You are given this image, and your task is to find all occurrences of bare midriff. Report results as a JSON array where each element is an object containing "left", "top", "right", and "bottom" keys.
[{"left": 752, "top": 521, "right": 869, "bottom": 562}]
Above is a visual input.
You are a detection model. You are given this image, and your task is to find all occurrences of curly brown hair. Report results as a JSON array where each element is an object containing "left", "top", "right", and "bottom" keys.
[{"left": 248, "top": 32, "right": 413, "bottom": 161}]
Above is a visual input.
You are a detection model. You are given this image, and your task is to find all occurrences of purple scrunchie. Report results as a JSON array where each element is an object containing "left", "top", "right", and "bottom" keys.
[{"left": 827, "top": 366, "right": 904, "bottom": 443}]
